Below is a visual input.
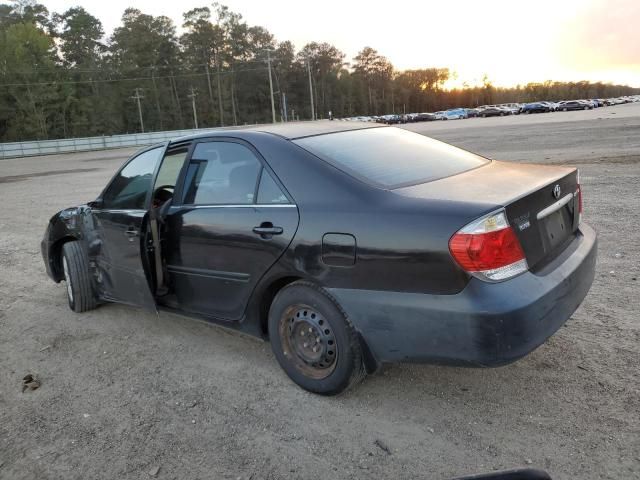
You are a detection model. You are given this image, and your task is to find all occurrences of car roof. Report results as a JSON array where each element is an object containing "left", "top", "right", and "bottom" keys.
[{"left": 168, "top": 121, "right": 383, "bottom": 144}]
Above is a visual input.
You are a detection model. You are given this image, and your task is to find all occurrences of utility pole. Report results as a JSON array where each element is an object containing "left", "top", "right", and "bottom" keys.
[
  {"left": 214, "top": 51, "right": 224, "bottom": 127},
  {"left": 204, "top": 62, "right": 215, "bottom": 108},
  {"left": 150, "top": 66, "right": 163, "bottom": 130},
  {"left": 131, "top": 88, "right": 145, "bottom": 133},
  {"left": 188, "top": 87, "right": 199, "bottom": 129},
  {"left": 282, "top": 93, "right": 288, "bottom": 122},
  {"left": 169, "top": 71, "right": 184, "bottom": 128},
  {"left": 265, "top": 50, "right": 276, "bottom": 123},
  {"left": 307, "top": 58, "right": 315, "bottom": 121}
]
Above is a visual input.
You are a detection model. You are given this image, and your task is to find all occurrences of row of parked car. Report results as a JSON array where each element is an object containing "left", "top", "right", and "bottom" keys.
[{"left": 340, "top": 95, "right": 640, "bottom": 124}]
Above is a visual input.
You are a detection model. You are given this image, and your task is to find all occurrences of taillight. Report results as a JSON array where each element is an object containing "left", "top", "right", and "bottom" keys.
[{"left": 449, "top": 209, "right": 528, "bottom": 282}]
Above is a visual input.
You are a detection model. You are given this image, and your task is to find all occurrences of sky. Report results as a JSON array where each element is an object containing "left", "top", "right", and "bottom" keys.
[{"left": 41, "top": 0, "right": 640, "bottom": 88}]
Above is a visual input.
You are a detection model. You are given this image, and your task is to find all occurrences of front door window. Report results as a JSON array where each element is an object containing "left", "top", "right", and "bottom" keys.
[{"left": 102, "top": 147, "right": 162, "bottom": 210}]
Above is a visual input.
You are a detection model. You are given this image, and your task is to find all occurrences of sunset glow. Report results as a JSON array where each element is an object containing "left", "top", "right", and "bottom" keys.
[{"left": 41, "top": 0, "right": 640, "bottom": 87}]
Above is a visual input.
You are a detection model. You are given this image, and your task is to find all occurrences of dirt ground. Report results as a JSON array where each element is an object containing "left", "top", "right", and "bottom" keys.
[{"left": 1, "top": 103, "right": 638, "bottom": 480}]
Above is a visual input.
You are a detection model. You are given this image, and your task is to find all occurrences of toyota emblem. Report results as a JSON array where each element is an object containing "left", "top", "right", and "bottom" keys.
[{"left": 553, "top": 184, "right": 561, "bottom": 199}]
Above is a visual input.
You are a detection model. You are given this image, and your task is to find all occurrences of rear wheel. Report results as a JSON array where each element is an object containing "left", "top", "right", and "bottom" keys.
[
  {"left": 563, "top": 107, "right": 568, "bottom": 111},
  {"left": 62, "top": 241, "right": 97, "bottom": 313},
  {"left": 268, "top": 281, "right": 365, "bottom": 395},
  {"left": 584, "top": 106, "right": 589, "bottom": 110}
]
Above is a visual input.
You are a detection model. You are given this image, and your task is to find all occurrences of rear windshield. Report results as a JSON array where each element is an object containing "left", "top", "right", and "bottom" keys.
[{"left": 294, "top": 127, "right": 488, "bottom": 188}]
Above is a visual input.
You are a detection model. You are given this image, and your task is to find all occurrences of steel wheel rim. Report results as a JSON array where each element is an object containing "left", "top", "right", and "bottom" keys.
[
  {"left": 279, "top": 304, "right": 337, "bottom": 379},
  {"left": 63, "top": 256, "right": 73, "bottom": 302}
]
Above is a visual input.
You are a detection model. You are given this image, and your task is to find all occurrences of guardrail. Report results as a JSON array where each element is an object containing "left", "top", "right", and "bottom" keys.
[{"left": 0, "top": 127, "right": 246, "bottom": 159}]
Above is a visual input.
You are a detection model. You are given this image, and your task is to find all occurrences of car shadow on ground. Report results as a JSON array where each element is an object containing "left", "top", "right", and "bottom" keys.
[{"left": 98, "top": 298, "right": 589, "bottom": 415}]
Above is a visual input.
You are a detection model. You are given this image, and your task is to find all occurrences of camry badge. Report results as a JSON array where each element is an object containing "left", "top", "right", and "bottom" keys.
[{"left": 553, "top": 184, "right": 561, "bottom": 199}]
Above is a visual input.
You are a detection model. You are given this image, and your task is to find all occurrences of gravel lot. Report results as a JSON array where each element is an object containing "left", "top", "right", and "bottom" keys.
[{"left": 1, "top": 103, "right": 638, "bottom": 480}]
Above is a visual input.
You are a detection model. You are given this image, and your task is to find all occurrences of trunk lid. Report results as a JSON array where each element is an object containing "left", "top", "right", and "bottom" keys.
[{"left": 395, "top": 160, "right": 580, "bottom": 270}]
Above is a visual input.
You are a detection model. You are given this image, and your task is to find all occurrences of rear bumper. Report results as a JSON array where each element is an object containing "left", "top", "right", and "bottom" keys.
[{"left": 328, "top": 223, "right": 597, "bottom": 367}]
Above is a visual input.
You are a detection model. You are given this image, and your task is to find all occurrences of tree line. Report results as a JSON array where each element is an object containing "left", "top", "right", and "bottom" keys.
[{"left": 0, "top": 0, "right": 638, "bottom": 142}]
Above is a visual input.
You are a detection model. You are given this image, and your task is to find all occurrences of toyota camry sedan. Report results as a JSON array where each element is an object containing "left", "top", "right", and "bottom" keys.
[{"left": 41, "top": 123, "right": 597, "bottom": 395}]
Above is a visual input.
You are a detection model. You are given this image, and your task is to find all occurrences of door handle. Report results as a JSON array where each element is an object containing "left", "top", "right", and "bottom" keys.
[{"left": 253, "top": 223, "right": 283, "bottom": 237}]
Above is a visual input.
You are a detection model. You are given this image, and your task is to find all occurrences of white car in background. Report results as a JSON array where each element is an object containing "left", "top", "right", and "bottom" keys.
[{"left": 499, "top": 103, "right": 522, "bottom": 115}]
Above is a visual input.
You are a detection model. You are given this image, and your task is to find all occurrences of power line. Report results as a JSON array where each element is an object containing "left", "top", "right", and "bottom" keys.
[
  {"left": 0, "top": 66, "right": 270, "bottom": 88},
  {"left": 0, "top": 59, "right": 272, "bottom": 74}
]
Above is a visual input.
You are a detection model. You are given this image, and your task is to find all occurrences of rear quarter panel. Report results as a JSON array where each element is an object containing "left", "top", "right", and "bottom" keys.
[{"left": 245, "top": 132, "right": 492, "bottom": 295}]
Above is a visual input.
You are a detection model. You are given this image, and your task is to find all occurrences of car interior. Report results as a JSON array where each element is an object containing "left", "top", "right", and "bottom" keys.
[{"left": 151, "top": 147, "right": 188, "bottom": 208}]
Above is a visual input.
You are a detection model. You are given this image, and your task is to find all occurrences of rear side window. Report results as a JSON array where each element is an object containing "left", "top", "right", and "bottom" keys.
[
  {"left": 183, "top": 141, "right": 261, "bottom": 205},
  {"left": 257, "top": 170, "right": 288, "bottom": 204},
  {"left": 294, "top": 128, "right": 487, "bottom": 189}
]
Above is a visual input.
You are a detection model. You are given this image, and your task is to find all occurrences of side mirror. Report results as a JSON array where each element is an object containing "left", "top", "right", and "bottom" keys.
[
  {"left": 88, "top": 199, "right": 103, "bottom": 209},
  {"left": 448, "top": 468, "right": 552, "bottom": 480}
]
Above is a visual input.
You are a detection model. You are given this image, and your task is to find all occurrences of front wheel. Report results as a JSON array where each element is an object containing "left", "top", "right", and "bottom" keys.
[
  {"left": 62, "top": 241, "right": 97, "bottom": 313},
  {"left": 268, "top": 281, "right": 365, "bottom": 395}
]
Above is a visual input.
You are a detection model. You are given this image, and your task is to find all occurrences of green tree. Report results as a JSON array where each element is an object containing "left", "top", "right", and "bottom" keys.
[
  {"left": 54, "top": 7, "right": 103, "bottom": 67},
  {"left": 395, "top": 68, "right": 449, "bottom": 112},
  {"left": 109, "top": 8, "right": 182, "bottom": 132},
  {"left": 0, "top": 21, "right": 57, "bottom": 139},
  {"left": 297, "top": 42, "right": 345, "bottom": 118},
  {"left": 8, "top": 0, "right": 50, "bottom": 30},
  {"left": 353, "top": 47, "right": 394, "bottom": 114},
  {"left": 213, "top": 3, "right": 249, "bottom": 125},
  {"left": 1, "top": 2, "right": 639, "bottom": 142},
  {"left": 181, "top": 6, "right": 225, "bottom": 126},
  {"left": 51, "top": 7, "right": 106, "bottom": 137},
  {"left": 482, "top": 74, "right": 494, "bottom": 105},
  {"left": 272, "top": 40, "right": 300, "bottom": 120}
]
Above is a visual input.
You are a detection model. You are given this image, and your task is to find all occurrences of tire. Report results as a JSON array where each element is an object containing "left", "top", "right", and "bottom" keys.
[
  {"left": 268, "top": 281, "right": 366, "bottom": 395},
  {"left": 500, "top": 112, "right": 504, "bottom": 116},
  {"left": 61, "top": 241, "right": 97, "bottom": 313},
  {"left": 584, "top": 106, "right": 589, "bottom": 110},
  {"left": 563, "top": 107, "right": 568, "bottom": 111},
  {"left": 481, "top": 114, "right": 486, "bottom": 118}
]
